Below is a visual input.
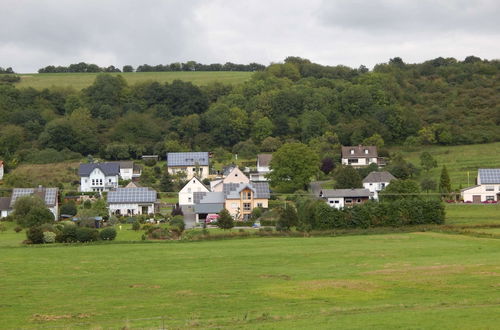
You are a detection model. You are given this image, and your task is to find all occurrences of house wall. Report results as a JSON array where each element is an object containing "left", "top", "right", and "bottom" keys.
[
  {"left": 49, "top": 205, "right": 58, "bottom": 220},
  {"left": 461, "top": 185, "right": 500, "bottom": 202},
  {"left": 0, "top": 165, "right": 4, "bottom": 180},
  {"left": 341, "top": 157, "right": 378, "bottom": 167},
  {"left": 120, "top": 168, "right": 133, "bottom": 181},
  {"left": 363, "top": 181, "right": 391, "bottom": 200},
  {"left": 168, "top": 165, "right": 209, "bottom": 180},
  {"left": 224, "top": 197, "right": 268, "bottom": 219},
  {"left": 81, "top": 168, "right": 119, "bottom": 192},
  {"left": 179, "top": 178, "right": 209, "bottom": 205},
  {"left": 327, "top": 197, "right": 344, "bottom": 209},
  {"left": 223, "top": 167, "right": 249, "bottom": 184},
  {"left": 108, "top": 203, "right": 154, "bottom": 216},
  {"left": 0, "top": 210, "right": 10, "bottom": 218}
]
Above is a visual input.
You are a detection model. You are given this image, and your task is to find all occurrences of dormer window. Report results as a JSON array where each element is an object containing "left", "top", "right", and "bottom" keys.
[
  {"left": 350, "top": 149, "right": 354, "bottom": 155},
  {"left": 364, "top": 149, "right": 369, "bottom": 154}
]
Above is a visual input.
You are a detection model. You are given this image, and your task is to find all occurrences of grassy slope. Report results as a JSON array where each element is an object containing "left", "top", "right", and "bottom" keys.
[
  {"left": 1, "top": 233, "right": 499, "bottom": 328},
  {"left": 16, "top": 71, "right": 253, "bottom": 90},
  {"left": 390, "top": 142, "right": 500, "bottom": 190}
]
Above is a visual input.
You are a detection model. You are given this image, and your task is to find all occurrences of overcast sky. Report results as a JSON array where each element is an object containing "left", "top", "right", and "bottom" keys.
[{"left": 1, "top": 0, "right": 499, "bottom": 73}]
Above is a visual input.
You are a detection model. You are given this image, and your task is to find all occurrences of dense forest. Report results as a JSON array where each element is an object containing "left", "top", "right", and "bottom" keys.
[{"left": 0, "top": 56, "right": 499, "bottom": 168}]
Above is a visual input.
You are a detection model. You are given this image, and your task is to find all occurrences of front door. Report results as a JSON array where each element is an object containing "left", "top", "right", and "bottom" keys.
[
  {"left": 472, "top": 195, "right": 481, "bottom": 203},
  {"left": 141, "top": 206, "right": 149, "bottom": 214}
]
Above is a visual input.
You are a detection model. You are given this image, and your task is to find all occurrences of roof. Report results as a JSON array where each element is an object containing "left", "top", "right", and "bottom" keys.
[
  {"left": 320, "top": 188, "right": 371, "bottom": 198},
  {"left": 193, "top": 191, "right": 225, "bottom": 204},
  {"left": 0, "top": 197, "right": 11, "bottom": 211},
  {"left": 110, "top": 161, "right": 134, "bottom": 170},
  {"left": 10, "top": 187, "right": 58, "bottom": 208},
  {"left": 460, "top": 185, "right": 480, "bottom": 192},
  {"left": 363, "top": 171, "right": 396, "bottom": 183},
  {"left": 257, "top": 154, "right": 273, "bottom": 167},
  {"left": 79, "top": 163, "right": 120, "bottom": 177},
  {"left": 167, "top": 152, "right": 209, "bottom": 166},
  {"left": 223, "top": 182, "right": 270, "bottom": 199},
  {"left": 125, "top": 181, "right": 142, "bottom": 188},
  {"left": 478, "top": 169, "right": 500, "bottom": 184},
  {"left": 341, "top": 146, "right": 378, "bottom": 158},
  {"left": 194, "top": 203, "right": 224, "bottom": 214},
  {"left": 107, "top": 187, "right": 157, "bottom": 204}
]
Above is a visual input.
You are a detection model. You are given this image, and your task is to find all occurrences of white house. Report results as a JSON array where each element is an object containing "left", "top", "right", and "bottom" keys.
[
  {"left": 341, "top": 146, "right": 379, "bottom": 167},
  {"left": 167, "top": 152, "right": 209, "bottom": 180},
  {"left": 0, "top": 160, "right": 4, "bottom": 180},
  {"left": 461, "top": 169, "right": 500, "bottom": 203},
  {"left": 319, "top": 189, "right": 370, "bottom": 209},
  {"left": 79, "top": 163, "right": 120, "bottom": 192},
  {"left": 179, "top": 176, "right": 210, "bottom": 206},
  {"left": 250, "top": 154, "right": 272, "bottom": 181},
  {"left": 212, "top": 166, "right": 249, "bottom": 192},
  {"left": 112, "top": 161, "right": 142, "bottom": 181},
  {"left": 362, "top": 171, "right": 396, "bottom": 200},
  {"left": 107, "top": 187, "right": 158, "bottom": 216},
  {"left": 0, "top": 187, "right": 59, "bottom": 219}
]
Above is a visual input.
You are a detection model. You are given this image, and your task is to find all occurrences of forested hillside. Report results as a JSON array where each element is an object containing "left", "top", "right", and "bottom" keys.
[{"left": 0, "top": 56, "right": 498, "bottom": 167}]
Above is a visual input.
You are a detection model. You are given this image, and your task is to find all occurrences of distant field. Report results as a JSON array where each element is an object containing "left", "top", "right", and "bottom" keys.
[
  {"left": 390, "top": 142, "right": 500, "bottom": 189},
  {"left": 16, "top": 71, "right": 253, "bottom": 90}
]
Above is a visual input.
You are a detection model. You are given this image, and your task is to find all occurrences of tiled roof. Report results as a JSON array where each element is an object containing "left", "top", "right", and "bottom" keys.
[
  {"left": 341, "top": 146, "right": 378, "bottom": 158},
  {"left": 223, "top": 182, "right": 270, "bottom": 199},
  {"left": 107, "top": 187, "right": 157, "bottom": 204},
  {"left": 0, "top": 197, "right": 11, "bottom": 210},
  {"left": 257, "top": 154, "right": 273, "bottom": 167},
  {"left": 362, "top": 171, "right": 396, "bottom": 183},
  {"left": 111, "top": 161, "right": 134, "bottom": 169},
  {"left": 167, "top": 152, "right": 209, "bottom": 166},
  {"left": 193, "top": 191, "right": 225, "bottom": 204},
  {"left": 320, "top": 189, "right": 371, "bottom": 198},
  {"left": 194, "top": 203, "right": 224, "bottom": 214},
  {"left": 79, "top": 163, "right": 120, "bottom": 177},
  {"left": 10, "top": 187, "right": 58, "bottom": 208},
  {"left": 478, "top": 169, "right": 500, "bottom": 184}
]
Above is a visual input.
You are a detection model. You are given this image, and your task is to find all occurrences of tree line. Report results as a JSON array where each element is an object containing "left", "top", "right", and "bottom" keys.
[{"left": 36, "top": 61, "right": 265, "bottom": 73}]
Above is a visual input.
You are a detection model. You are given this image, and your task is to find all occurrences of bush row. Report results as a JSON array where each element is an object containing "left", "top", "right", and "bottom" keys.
[
  {"left": 26, "top": 223, "right": 117, "bottom": 244},
  {"left": 296, "top": 199, "right": 445, "bottom": 231}
]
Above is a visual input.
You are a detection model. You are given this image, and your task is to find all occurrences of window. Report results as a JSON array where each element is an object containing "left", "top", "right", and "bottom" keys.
[
  {"left": 92, "top": 179, "right": 95, "bottom": 185},
  {"left": 329, "top": 200, "right": 334, "bottom": 204},
  {"left": 364, "top": 149, "right": 369, "bottom": 154},
  {"left": 235, "top": 173, "right": 238, "bottom": 177},
  {"left": 108, "top": 179, "right": 111, "bottom": 183},
  {"left": 85, "top": 179, "right": 88, "bottom": 183},
  {"left": 348, "top": 159, "right": 359, "bottom": 164},
  {"left": 243, "top": 203, "right": 251, "bottom": 211},
  {"left": 357, "top": 199, "right": 361, "bottom": 203},
  {"left": 369, "top": 183, "right": 373, "bottom": 186},
  {"left": 381, "top": 183, "right": 386, "bottom": 188},
  {"left": 334, "top": 200, "right": 339, "bottom": 204},
  {"left": 486, "top": 186, "right": 494, "bottom": 191},
  {"left": 350, "top": 149, "right": 354, "bottom": 155},
  {"left": 257, "top": 202, "right": 263, "bottom": 207},
  {"left": 486, "top": 196, "right": 495, "bottom": 201},
  {"left": 187, "top": 188, "right": 191, "bottom": 193},
  {"left": 345, "top": 199, "right": 352, "bottom": 203},
  {"left": 193, "top": 168, "right": 196, "bottom": 171},
  {"left": 247, "top": 192, "right": 252, "bottom": 199},
  {"left": 188, "top": 197, "right": 192, "bottom": 202}
]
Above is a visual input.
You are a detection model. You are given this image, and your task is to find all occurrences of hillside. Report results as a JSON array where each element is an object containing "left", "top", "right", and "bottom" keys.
[{"left": 16, "top": 71, "right": 253, "bottom": 90}]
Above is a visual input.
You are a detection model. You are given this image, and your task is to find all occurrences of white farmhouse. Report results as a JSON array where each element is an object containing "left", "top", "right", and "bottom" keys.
[
  {"left": 461, "top": 169, "right": 500, "bottom": 203},
  {"left": 0, "top": 187, "right": 59, "bottom": 219},
  {"left": 179, "top": 176, "right": 210, "bottom": 206},
  {"left": 79, "top": 163, "right": 120, "bottom": 192},
  {"left": 319, "top": 189, "right": 370, "bottom": 209},
  {"left": 112, "top": 161, "right": 142, "bottom": 181},
  {"left": 107, "top": 187, "right": 158, "bottom": 216},
  {"left": 167, "top": 152, "right": 209, "bottom": 180},
  {"left": 362, "top": 171, "right": 396, "bottom": 200},
  {"left": 341, "top": 146, "right": 379, "bottom": 167}
]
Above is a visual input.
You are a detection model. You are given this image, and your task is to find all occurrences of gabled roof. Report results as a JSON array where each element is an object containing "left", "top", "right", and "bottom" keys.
[
  {"left": 341, "top": 146, "right": 378, "bottom": 158},
  {"left": 478, "top": 169, "right": 500, "bottom": 184},
  {"left": 320, "top": 188, "right": 370, "bottom": 198},
  {"left": 0, "top": 197, "right": 11, "bottom": 211},
  {"left": 363, "top": 171, "right": 396, "bottom": 183},
  {"left": 167, "top": 152, "right": 209, "bottom": 166},
  {"left": 181, "top": 176, "right": 210, "bottom": 193},
  {"left": 111, "top": 161, "right": 134, "bottom": 170},
  {"left": 107, "top": 187, "right": 157, "bottom": 204},
  {"left": 193, "top": 191, "right": 225, "bottom": 204},
  {"left": 79, "top": 163, "right": 120, "bottom": 177},
  {"left": 257, "top": 154, "right": 273, "bottom": 167},
  {"left": 10, "top": 187, "right": 59, "bottom": 208},
  {"left": 223, "top": 182, "right": 270, "bottom": 199}
]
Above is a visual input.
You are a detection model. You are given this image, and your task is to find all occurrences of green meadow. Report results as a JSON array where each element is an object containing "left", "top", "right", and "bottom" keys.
[
  {"left": 1, "top": 203, "right": 500, "bottom": 329},
  {"left": 16, "top": 71, "right": 253, "bottom": 90}
]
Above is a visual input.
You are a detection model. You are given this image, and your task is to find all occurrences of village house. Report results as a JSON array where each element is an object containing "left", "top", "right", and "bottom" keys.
[
  {"left": 107, "top": 187, "right": 158, "bottom": 216},
  {"left": 0, "top": 160, "right": 4, "bottom": 181},
  {"left": 319, "top": 188, "right": 371, "bottom": 209},
  {"left": 461, "top": 169, "right": 500, "bottom": 203},
  {"left": 0, "top": 186, "right": 59, "bottom": 219},
  {"left": 341, "top": 145, "right": 380, "bottom": 167},
  {"left": 362, "top": 171, "right": 396, "bottom": 200},
  {"left": 179, "top": 176, "right": 210, "bottom": 209},
  {"left": 193, "top": 181, "right": 270, "bottom": 223},
  {"left": 79, "top": 163, "right": 120, "bottom": 192},
  {"left": 167, "top": 152, "right": 209, "bottom": 180},
  {"left": 211, "top": 166, "right": 249, "bottom": 192},
  {"left": 111, "top": 161, "right": 142, "bottom": 181},
  {"left": 250, "top": 154, "right": 272, "bottom": 181}
]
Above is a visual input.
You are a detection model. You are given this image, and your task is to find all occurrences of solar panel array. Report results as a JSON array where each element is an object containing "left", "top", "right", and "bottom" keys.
[
  {"left": 222, "top": 182, "right": 270, "bottom": 199},
  {"left": 167, "top": 152, "right": 209, "bottom": 166},
  {"left": 253, "top": 182, "right": 271, "bottom": 198},
  {"left": 9, "top": 188, "right": 58, "bottom": 208},
  {"left": 107, "top": 188, "right": 157, "bottom": 203},
  {"left": 479, "top": 169, "right": 500, "bottom": 184}
]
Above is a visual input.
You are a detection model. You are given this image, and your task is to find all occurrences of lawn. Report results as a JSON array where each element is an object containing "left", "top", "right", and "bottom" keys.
[
  {"left": 1, "top": 229, "right": 500, "bottom": 328},
  {"left": 445, "top": 203, "right": 500, "bottom": 225},
  {"left": 16, "top": 71, "right": 253, "bottom": 90},
  {"left": 390, "top": 142, "right": 500, "bottom": 190}
]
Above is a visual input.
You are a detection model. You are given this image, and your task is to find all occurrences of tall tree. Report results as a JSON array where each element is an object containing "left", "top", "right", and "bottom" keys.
[
  {"left": 333, "top": 166, "right": 363, "bottom": 189},
  {"left": 420, "top": 152, "right": 437, "bottom": 172},
  {"left": 439, "top": 165, "right": 451, "bottom": 194}
]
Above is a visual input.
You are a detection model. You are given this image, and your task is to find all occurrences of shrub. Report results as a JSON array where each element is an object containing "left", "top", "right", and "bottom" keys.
[
  {"left": 75, "top": 227, "right": 99, "bottom": 242},
  {"left": 0, "top": 223, "right": 6, "bottom": 232},
  {"left": 26, "top": 226, "right": 44, "bottom": 244},
  {"left": 57, "top": 225, "right": 78, "bottom": 243},
  {"left": 60, "top": 201, "right": 77, "bottom": 216},
  {"left": 216, "top": 209, "right": 234, "bottom": 230},
  {"left": 14, "top": 226, "right": 23, "bottom": 233},
  {"left": 43, "top": 231, "right": 56, "bottom": 243},
  {"left": 131, "top": 221, "right": 141, "bottom": 231},
  {"left": 144, "top": 158, "right": 157, "bottom": 167},
  {"left": 99, "top": 227, "right": 117, "bottom": 241}
]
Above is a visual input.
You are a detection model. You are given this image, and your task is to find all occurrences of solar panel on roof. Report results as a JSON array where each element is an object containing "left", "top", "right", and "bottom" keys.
[{"left": 479, "top": 169, "right": 500, "bottom": 184}]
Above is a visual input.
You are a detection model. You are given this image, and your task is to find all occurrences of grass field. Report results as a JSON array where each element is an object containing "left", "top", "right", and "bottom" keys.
[
  {"left": 1, "top": 204, "right": 500, "bottom": 329},
  {"left": 390, "top": 142, "right": 500, "bottom": 190},
  {"left": 16, "top": 71, "right": 253, "bottom": 90}
]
